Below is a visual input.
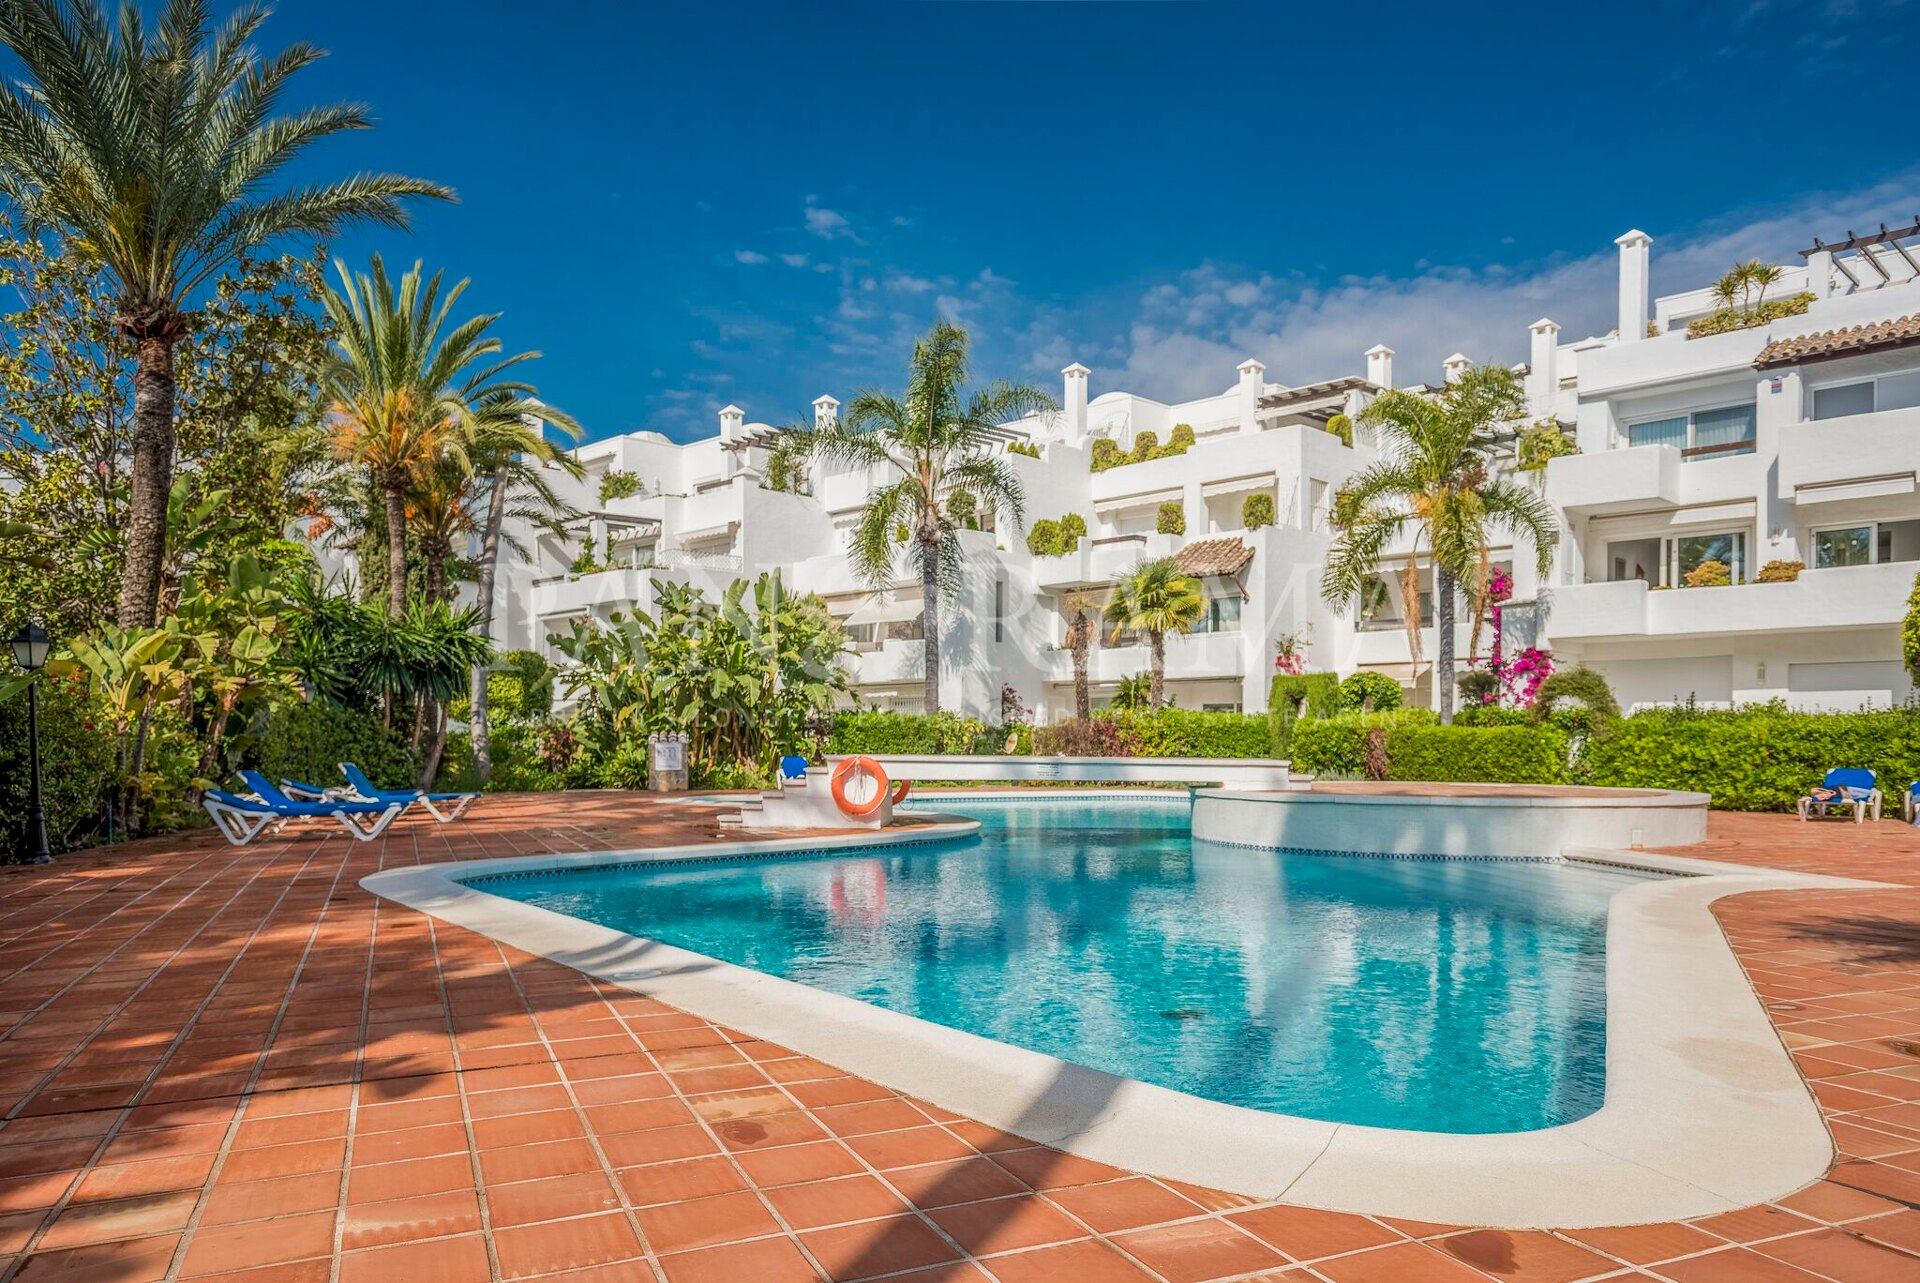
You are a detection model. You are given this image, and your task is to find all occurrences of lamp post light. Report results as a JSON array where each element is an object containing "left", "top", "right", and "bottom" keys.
[{"left": 9, "top": 622, "right": 53, "bottom": 866}]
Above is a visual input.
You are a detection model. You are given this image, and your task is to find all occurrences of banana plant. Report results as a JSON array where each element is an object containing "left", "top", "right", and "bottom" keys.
[{"left": 172, "top": 555, "right": 300, "bottom": 786}]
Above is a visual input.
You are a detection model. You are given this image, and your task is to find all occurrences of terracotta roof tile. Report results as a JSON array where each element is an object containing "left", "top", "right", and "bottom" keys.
[
  {"left": 1753, "top": 312, "right": 1920, "bottom": 368},
  {"left": 1173, "top": 537, "right": 1254, "bottom": 578}
]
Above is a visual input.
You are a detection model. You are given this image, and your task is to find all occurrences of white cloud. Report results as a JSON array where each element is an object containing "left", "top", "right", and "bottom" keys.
[
  {"left": 733, "top": 249, "right": 768, "bottom": 264},
  {"left": 779, "top": 253, "right": 810, "bottom": 268},
  {"left": 804, "top": 197, "right": 855, "bottom": 241}
]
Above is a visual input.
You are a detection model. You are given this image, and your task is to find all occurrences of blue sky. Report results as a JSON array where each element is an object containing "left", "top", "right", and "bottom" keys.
[{"left": 275, "top": 0, "right": 1914, "bottom": 441}]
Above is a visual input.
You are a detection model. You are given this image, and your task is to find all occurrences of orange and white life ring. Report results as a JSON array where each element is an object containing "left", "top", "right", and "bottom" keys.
[
  {"left": 890, "top": 778, "right": 911, "bottom": 805},
  {"left": 830, "top": 756, "right": 890, "bottom": 818}
]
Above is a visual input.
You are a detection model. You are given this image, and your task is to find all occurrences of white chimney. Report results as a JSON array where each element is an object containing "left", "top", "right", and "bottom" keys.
[
  {"left": 1527, "top": 319, "right": 1560, "bottom": 419},
  {"left": 1443, "top": 353, "right": 1471, "bottom": 383},
  {"left": 812, "top": 394, "right": 839, "bottom": 429},
  {"left": 1365, "top": 343, "right": 1394, "bottom": 389},
  {"left": 719, "top": 404, "right": 745, "bottom": 443},
  {"left": 1062, "top": 362, "right": 1090, "bottom": 439},
  {"left": 1615, "top": 229, "right": 1651, "bottom": 343},
  {"left": 1237, "top": 357, "right": 1265, "bottom": 432}
]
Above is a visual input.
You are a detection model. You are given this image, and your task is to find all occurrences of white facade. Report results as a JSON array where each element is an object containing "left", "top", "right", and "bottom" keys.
[{"left": 492, "top": 218, "right": 1920, "bottom": 721}]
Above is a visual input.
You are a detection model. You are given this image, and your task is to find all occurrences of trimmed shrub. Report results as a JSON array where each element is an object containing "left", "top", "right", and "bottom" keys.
[
  {"left": 1108, "top": 709, "right": 1272, "bottom": 758},
  {"left": 1530, "top": 667, "right": 1620, "bottom": 729},
  {"left": 1325, "top": 413, "right": 1353, "bottom": 447},
  {"left": 1131, "top": 430, "right": 1159, "bottom": 462},
  {"left": 1339, "top": 671, "right": 1402, "bottom": 712},
  {"left": 1090, "top": 438, "right": 1122, "bottom": 471},
  {"left": 1156, "top": 501, "right": 1185, "bottom": 535},
  {"left": 1006, "top": 440, "right": 1042, "bottom": 458},
  {"left": 1683, "top": 559, "right": 1732, "bottom": 588},
  {"left": 1588, "top": 704, "right": 1920, "bottom": 812},
  {"left": 1242, "top": 492, "right": 1275, "bottom": 530},
  {"left": 1385, "top": 724, "right": 1568, "bottom": 784},
  {"left": 1026, "top": 518, "right": 1062, "bottom": 557},
  {"left": 1268, "top": 672, "right": 1342, "bottom": 756},
  {"left": 597, "top": 469, "right": 642, "bottom": 502},
  {"left": 1168, "top": 423, "right": 1195, "bottom": 450},
  {"left": 250, "top": 699, "right": 420, "bottom": 794},
  {"left": 1291, "top": 709, "right": 1435, "bottom": 775},
  {"left": 0, "top": 675, "right": 117, "bottom": 859},
  {"left": 1033, "top": 717, "right": 1133, "bottom": 757},
  {"left": 1515, "top": 423, "right": 1577, "bottom": 471},
  {"left": 1757, "top": 560, "right": 1803, "bottom": 583},
  {"left": 1454, "top": 704, "right": 1532, "bottom": 727},
  {"left": 829, "top": 711, "right": 1005, "bottom": 756}
]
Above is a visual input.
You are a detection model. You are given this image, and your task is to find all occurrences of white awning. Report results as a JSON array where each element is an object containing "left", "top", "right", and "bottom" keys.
[
  {"left": 676, "top": 521, "right": 738, "bottom": 545},
  {"left": 1589, "top": 500, "right": 1755, "bottom": 535},
  {"left": 1200, "top": 472, "right": 1276, "bottom": 499},
  {"left": 1093, "top": 487, "right": 1184, "bottom": 513},
  {"left": 843, "top": 597, "right": 924, "bottom": 626}
]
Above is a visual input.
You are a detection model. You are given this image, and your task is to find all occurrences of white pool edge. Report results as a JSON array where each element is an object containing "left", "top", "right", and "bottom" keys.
[{"left": 359, "top": 808, "right": 1883, "bottom": 1229}]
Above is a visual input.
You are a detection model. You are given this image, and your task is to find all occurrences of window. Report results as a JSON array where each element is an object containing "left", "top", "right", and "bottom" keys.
[
  {"left": 1625, "top": 404, "right": 1756, "bottom": 458},
  {"left": 1810, "top": 520, "right": 1920, "bottom": 568},
  {"left": 993, "top": 578, "right": 1005, "bottom": 643},
  {"left": 1669, "top": 530, "right": 1747, "bottom": 585},
  {"left": 1191, "top": 592, "right": 1242, "bottom": 635},
  {"left": 1812, "top": 525, "right": 1872, "bottom": 569},
  {"left": 1813, "top": 382, "right": 1876, "bottom": 421}
]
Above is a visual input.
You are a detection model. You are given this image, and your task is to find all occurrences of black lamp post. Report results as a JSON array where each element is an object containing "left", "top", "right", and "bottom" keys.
[{"left": 10, "top": 622, "right": 53, "bottom": 865}]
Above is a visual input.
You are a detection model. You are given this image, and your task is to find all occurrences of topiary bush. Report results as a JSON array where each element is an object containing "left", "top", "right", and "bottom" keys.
[
  {"left": 1242, "top": 492, "right": 1275, "bottom": 530},
  {"left": 1339, "top": 671, "right": 1402, "bottom": 712},
  {"left": 1131, "top": 430, "right": 1159, "bottom": 463},
  {"left": 0, "top": 675, "right": 117, "bottom": 859},
  {"left": 1026, "top": 518, "right": 1062, "bottom": 557},
  {"left": 1756, "top": 560, "right": 1803, "bottom": 583},
  {"left": 1325, "top": 413, "right": 1353, "bottom": 447},
  {"left": 1588, "top": 704, "right": 1920, "bottom": 811},
  {"left": 1006, "top": 440, "right": 1042, "bottom": 459},
  {"left": 1156, "top": 501, "right": 1185, "bottom": 535},
  {"left": 1269, "top": 672, "right": 1343, "bottom": 756},
  {"left": 1090, "top": 438, "right": 1122, "bottom": 471},
  {"left": 1530, "top": 666, "right": 1620, "bottom": 730},
  {"left": 1168, "top": 423, "right": 1195, "bottom": 450}
]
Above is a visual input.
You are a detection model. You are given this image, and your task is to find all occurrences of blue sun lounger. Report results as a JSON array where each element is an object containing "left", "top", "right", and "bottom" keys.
[
  {"left": 203, "top": 773, "right": 406, "bottom": 847},
  {"left": 1796, "top": 768, "right": 1881, "bottom": 823},
  {"left": 339, "top": 761, "right": 480, "bottom": 823}
]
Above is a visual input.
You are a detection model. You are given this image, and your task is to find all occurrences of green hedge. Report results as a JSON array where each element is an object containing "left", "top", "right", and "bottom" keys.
[
  {"left": 250, "top": 699, "right": 421, "bottom": 793},
  {"left": 1588, "top": 704, "right": 1920, "bottom": 812},
  {"left": 1291, "top": 709, "right": 1435, "bottom": 775},
  {"left": 1106, "top": 709, "right": 1272, "bottom": 758},
  {"left": 0, "top": 676, "right": 117, "bottom": 860},
  {"left": 832, "top": 709, "right": 1272, "bottom": 759},
  {"left": 1269, "top": 673, "right": 1342, "bottom": 757},
  {"left": 1291, "top": 713, "right": 1564, "bottom": 783},
  {"left": 1386, "top": 725, "right": 1568, "bottom": 784}
]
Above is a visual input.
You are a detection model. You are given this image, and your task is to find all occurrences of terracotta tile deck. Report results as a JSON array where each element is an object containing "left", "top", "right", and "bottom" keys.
[{"left": 0, "top": 792, "right": 1917, "bottom": 1282}]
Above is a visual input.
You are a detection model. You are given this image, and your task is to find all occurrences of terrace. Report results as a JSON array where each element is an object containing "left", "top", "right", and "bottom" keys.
[{"left": 2, "top": 794, "right": 1918, "bottom": 1283}]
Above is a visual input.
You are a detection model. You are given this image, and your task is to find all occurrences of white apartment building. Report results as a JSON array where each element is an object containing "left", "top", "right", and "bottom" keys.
[{"left": 490, "top": 217, "right": 1920, "bottom": 722}]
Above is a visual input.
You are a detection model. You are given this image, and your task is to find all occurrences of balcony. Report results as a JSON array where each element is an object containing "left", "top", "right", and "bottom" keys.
[
  {"left": 530, "top": 567, "right": 653, "bottom": 618},
  {"left": 1547, "top": 447, "right": 1680, "bottom": 514},
  {"left": 1045, "top": 632, "right": 1245, "bottom": 684},
  {"left": 843, "top": 637, "right": 925, "bottom": 685},
  {"left": 1546, "top": 562, "right": 1914, "bottom": 640},
  {"left": 1778, "top": 405, "right": 1920, "bottom": 503},
  {"left": 1032, "top": 533, "right": 1175, "bottom": 591}
]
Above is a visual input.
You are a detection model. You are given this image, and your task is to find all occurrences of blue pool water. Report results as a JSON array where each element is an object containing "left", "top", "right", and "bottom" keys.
[{"left": 471, "top": 799, "right": 1652, "bottom": 1133}]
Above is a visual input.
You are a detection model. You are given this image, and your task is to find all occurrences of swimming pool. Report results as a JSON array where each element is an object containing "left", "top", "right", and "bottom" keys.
[{"left": 470, "top": 797, "right": 1654, "bottom": 1134}]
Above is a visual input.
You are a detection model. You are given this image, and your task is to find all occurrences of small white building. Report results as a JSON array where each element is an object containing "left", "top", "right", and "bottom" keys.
[{"left": 490, "top": 216, "right": 1920, "bottom": 721}]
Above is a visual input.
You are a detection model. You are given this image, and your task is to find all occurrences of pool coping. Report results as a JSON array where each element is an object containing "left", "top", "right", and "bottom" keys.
[{"left": 360, "top": 801, "right": 1886, "bottom": 1229}]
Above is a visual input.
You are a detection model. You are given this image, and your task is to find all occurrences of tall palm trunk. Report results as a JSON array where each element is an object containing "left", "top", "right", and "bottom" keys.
[
  {"left": 469, "top": 463, "right": 509, "bottom": 785},
  {"left": 382, "top": 475, "right": 409, "bottom": 617},
  {"left": 1070, "top": 608, "right": 1091, "bottom": 723},
  {"left": 1436, "top": 565, "right": 1457, "bottom": 725},
  {"left": 919, "top": 531, "right": 941, "bottom": 713},
  {"left": 1148, "top": 630, "right": 1166, "bottom": 710},
  {"left": 421, "top": 537, "right": 449, "bottom": 602},
  {"left": 118, "top": 333, "right": 179, "bottom": 628}
]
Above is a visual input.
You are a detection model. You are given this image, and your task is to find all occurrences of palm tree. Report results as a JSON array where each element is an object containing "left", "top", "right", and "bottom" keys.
[
  {"left": 1103, "top": 558, "right": 1204, "bottom": 710},
  {"left": 1322, "top": 365, "right": 1559, "bottom": 723},
  {"left": 1064, "top": 592, "right": 1097, "bottom": 723},
  {"left": 319, "top": 256, "right": 579, "bottom": 617},
  {"left": 767, "top": 322, "right": 1052, "bottom": 712},
  {"left": 0, "top": 0, "right": 449, "bottom": 628}
]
